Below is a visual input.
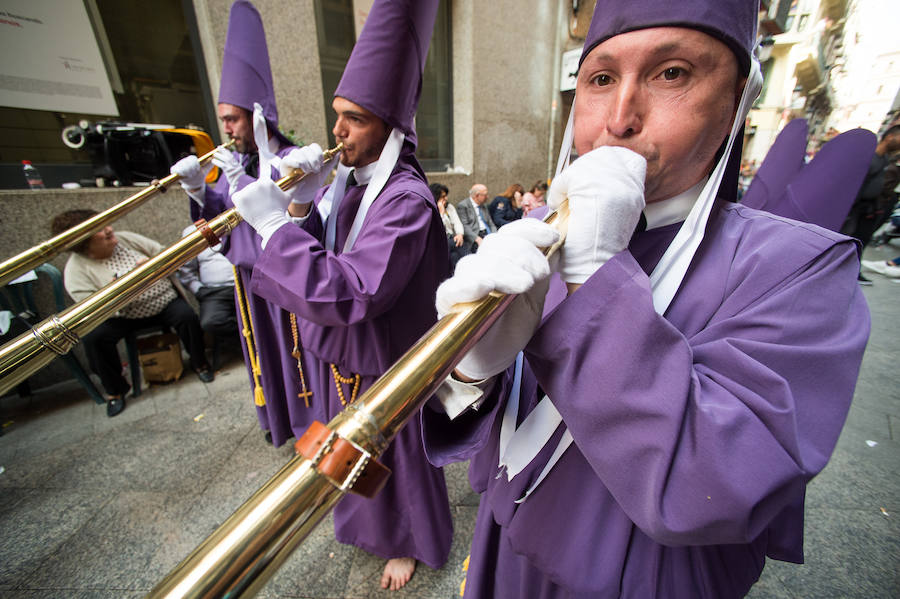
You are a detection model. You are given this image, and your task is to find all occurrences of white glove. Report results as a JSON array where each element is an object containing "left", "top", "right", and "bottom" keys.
[
  {"left": 279, "top": 143, "right": 337, "bottom": 205},
  {"left": 547, "top": 146, "right": 646, "bottom": 284},
  {"left": 232, "top": 177, "right": 290, "bottom": 249},
  {"left": 172, "top": 155, "right": 212, "bottom": 188},
  {"left": 171, "top": 155, "right": 213, "bottom": 205},
  {"left": 436, "top": 219, "right": 560, "bottom": 380},
  {"left": 211, "top": 147, "right": 244, "bottom": 194}
]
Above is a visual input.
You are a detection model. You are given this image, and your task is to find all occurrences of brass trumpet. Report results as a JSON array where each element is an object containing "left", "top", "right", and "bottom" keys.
[
  {"left": 0, "top": 143, "right": 342, "bottom": 396},
  {"left": 0, "top": 139, "right": 236, "bottom": 288},
  {"left": 144, "top": 204, "right": 569, "bottom": 599}
]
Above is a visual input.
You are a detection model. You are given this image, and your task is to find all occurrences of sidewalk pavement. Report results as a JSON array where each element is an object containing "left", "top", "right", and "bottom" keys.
[{"left": 1, "top": 244, "right": 898, "bottom": 599}]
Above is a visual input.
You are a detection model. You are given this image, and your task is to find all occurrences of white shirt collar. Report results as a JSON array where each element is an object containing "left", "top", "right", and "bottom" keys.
[
  {"left": 644, "top": 177, "right": 707, "bottom": 230},
  {"left": 350, "top": 161, "right": 378, "bottom": 186}
]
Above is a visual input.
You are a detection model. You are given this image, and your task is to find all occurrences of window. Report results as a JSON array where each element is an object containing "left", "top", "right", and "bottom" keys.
[
  {"left": 313, "top": 0, "right": 355, "bottom": 148},
  {"left": 314, "top": 0, "right": 452, "bottom": 170},
  {"left": 417, "top": 1, "right": 453, "bottom": 171}
]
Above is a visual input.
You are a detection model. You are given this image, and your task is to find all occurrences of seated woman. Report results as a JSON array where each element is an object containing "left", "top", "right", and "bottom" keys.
[
  {"left": 51, "top": 209, "right": 214, "bottom": 417},
  {"left": 520, "top": 180, "right": 548, "bottom": 216},
  {"left": 430, "top": 182, "right": 468, "bottom": 272},
  {"left": 488, "top": 183, "right": 524, "bottom": 228}
]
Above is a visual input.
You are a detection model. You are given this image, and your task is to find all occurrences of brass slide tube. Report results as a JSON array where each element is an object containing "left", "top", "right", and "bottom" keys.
[
  {"left": 144, "top": 206, "right": 568, "bottom": 599},
  {"left": 0, "top": 144, "right": 342, "bottom": 396},
  {"left": 0, "top": 140, "right": 235, "bottom": 288}
]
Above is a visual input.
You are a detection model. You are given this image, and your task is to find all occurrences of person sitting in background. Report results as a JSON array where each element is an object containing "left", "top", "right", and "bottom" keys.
[
  {"left": 520, "top": 180, "right": 548, "bottom": 216},
  {"left": 457, "top": 183, "right": 497, "bottom": 253},
  {"left": 431, "top": 182, "right": 468, "bottom": 271},
  {"left": 52, "top": 209, "right": 214, "bottom": 417},
  {"left": 489, "top": 183, "right": 525, "bottom": 227},
  {"left": 177, "top": 225, "right": 238, "bottom": 340}
]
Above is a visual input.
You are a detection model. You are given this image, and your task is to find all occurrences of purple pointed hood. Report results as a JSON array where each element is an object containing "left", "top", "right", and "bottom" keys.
[
  {"left": 334, "top": 0, "right": 439, "bottom": 148},
  {"left": 218, "top": 1, "right": 288, "bottom": 144},
  {"left": 747, "top": 126, "right": 876, "bottom": 231},
  {"left": 742, "top": 119, "right": 810, "bottom": 211}
]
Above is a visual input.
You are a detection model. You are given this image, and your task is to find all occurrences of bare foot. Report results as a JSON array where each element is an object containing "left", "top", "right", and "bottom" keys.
[{"left": 380, "top": 557, "right": 416, "bottom": 591}]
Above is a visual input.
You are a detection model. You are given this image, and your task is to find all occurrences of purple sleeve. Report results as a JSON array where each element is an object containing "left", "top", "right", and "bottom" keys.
[
  {"left": 298, "top": 196, "right": 326, "bottom": 240},
  {"left": 251, "top": 191, "right": 435, "bottom": 326},
  {"left": 421, "top": 379, "right": 506, "bottom": 467},
  {"left": 527, "top": 241, "right": 869, "bottom": 546}
]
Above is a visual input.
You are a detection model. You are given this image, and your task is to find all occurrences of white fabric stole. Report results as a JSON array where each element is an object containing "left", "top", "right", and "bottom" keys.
[
  {"left": 554, "top": 101, "right": 575, "bottom": 176},
  {"left": 251, "top": 103, "right": 281, "bottom": 180},
  {"left": 497, "top": 353, "right": 574, "bottom": 504},
  {"left": 496, "top": 53, "right": 764, "bottom": 503},
  {"left": 315, "top": 128, "right": 405, "bottom": 253}
]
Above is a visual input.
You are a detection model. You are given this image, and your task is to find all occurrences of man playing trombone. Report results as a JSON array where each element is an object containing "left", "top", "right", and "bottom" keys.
[
  {"left": 424, "top": 0, "right": 869, "bottom": 597},
  {"left": 231, "top": 0, "right": 452, "bottom": 590},
  {"left": 170, "top": 0, "right": 307, "bottom": 447}
]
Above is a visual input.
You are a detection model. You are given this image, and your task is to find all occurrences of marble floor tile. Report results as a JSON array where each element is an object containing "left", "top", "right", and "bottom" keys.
[{"left": 0, "top": 488, "right": 101, "bottom": 588}]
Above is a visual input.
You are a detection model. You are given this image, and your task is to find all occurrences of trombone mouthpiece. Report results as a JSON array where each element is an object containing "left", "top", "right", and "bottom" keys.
[{"left": 323, "top": 143, "right": 344, "bottom": 161}]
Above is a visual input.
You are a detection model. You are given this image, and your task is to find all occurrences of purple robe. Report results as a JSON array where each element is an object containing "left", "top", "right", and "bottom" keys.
[
  {"left": 423, "top": 201, "right": 870, "bottom": 597},
  {"left": 190, "top": 145, "right": 319, "bottom": 447},
  {"left": 250, "top": 147, "right": 454, "bottom": 570}
]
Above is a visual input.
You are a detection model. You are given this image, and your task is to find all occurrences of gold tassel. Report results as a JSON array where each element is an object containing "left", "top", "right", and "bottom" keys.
[
  {"left": 234, "top": 266, "right": 266, "bottom": 407},
  {"left": 459, "top": 554, "right": 469, "bottom": 597}
]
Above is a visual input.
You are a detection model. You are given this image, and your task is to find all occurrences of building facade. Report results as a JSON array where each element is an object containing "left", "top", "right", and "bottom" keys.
[
  {"left": 744, "top": 0, "right": 900, "bottom": 163},
  {"left": 1, "top": 0, "right": 602, "bottom": 203},
  {"left": 828, "top": 0, "right": 900, "bottom": 134}
]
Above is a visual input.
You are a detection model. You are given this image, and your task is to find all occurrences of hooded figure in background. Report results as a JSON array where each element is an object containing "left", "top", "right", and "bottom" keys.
[
  {"left": 170, "top": 0, "right": 307, "bottom": 447},
  {"left": 423, "top": 0, "right": 869, "bottom": 597},
  {"left": 741, "top": 118, "right": 876, "bottom": 232},
  {"left": 231, "top": 0, "right": 452, "bottom": 590}
]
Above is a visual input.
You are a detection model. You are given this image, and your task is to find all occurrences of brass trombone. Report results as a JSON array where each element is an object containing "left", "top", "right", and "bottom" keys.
[
  {"left": 0, "top": 139, "right": 236, "bottom": 288},
  {"left": 0, "top": 143, "right": 341, "bottom": 396},
  {"left": 143, "top": 205, "right": 569, "bottom": 599}
]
